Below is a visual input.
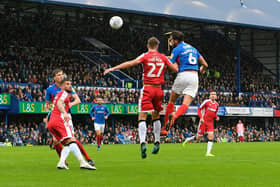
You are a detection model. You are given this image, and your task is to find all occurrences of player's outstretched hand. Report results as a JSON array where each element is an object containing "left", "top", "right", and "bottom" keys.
[
  {"left": 104, "top": 68, "right": 112, "bottom": 75},
  {"left": 216, "top": 116, "right": 220, "bottom": 121},
  {"left": 104, "top": 116, "right": 108, "bottom": 120},
  {"left": 92, "top": 117, "right": 95, "bottom": 121}
]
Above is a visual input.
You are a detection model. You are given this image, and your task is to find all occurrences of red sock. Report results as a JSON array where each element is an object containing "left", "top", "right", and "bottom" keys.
[
  {"left": 164, "top": 103, "right": 174, "bottom": 125},
  {"left": 55, "top": 143, "right": 63, "bottom": 157},
  {"left": 242, "top": 136, "right": 245, "bottom": 142},
  {"left": 174, "top": 104, "right": 188, "bottom": 120},
  {"left": 97, "top": 135, "right": 101, "bottom": 146},
  {"left": 76, "top": 140, "right": 91, "bottom": 160}
]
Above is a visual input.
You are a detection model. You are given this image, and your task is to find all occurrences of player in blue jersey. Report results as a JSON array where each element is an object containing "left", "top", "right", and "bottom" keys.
[
  {"left": 90, "top": 97, "right": 110, "bottom": 151},
  {"left": 161, "top": 31, "right": 208, "bottom": 135},
  {"left": 45, "top": 69, "right": 94, "bottom": 166}
]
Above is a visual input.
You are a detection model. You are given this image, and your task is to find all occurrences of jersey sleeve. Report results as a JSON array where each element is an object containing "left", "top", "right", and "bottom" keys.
[
  {"left": 197, "top": 49, "right": 201, "bottom": 58},
  {"left": 170, "top": 48, "right": 179, "bottom": 63},
  {"left": 197, "top": 100, "right": 208, "bottom": 118},
  {"left": 163, "top": 55, "right": 173, "bottom": 66},
  {"left": 58, "top": 91, "right": 68, "bottom": 102},
  {"left": 45, "top": 87, "right": 51, "bottom": 102},
  {"left": 136, "top": 53, "right": 146, "bottom": 63}
]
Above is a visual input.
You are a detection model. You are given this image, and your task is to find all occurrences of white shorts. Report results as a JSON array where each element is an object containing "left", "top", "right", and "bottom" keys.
[
  {"left": 94, "top": 123, "right": 105, "bottom": 133},
  {"left": 68, "top": 119, "right": 75, "bottom": 135},
  {"left": 172, "top": 71, "right": 199, "bottom": 98},
  {"left": 238, "top": 132, "right": 244, "bottom": 137}
]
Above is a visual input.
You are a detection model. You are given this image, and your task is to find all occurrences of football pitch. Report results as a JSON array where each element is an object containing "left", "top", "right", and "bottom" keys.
[{"left": 1, "top": 143, "right": 280, "bottom": 187}]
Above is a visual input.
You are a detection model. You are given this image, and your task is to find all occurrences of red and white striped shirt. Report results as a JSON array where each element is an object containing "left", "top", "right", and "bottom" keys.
[
  {"left": 236, "top": 123, "right": 245, "bottom": 133},
  {"left": 197, "top": 99, "right": 219, "bottom": 121},
  {"left": 51, "top": 90, "right": 70, "bottom": 117}
]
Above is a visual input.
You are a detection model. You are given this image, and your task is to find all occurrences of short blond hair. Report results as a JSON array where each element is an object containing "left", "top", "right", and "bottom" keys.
[{"left": 147, "top": 37, "right": 160, "bottom": 49}]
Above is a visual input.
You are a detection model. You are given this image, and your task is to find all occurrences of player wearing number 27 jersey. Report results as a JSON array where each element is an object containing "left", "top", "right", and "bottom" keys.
[
  {"left": 137, "top": 51, "right": 173, "bottom": 112},
  {"left": 104, "top": 37, "right": 178, "bottom": 159}
]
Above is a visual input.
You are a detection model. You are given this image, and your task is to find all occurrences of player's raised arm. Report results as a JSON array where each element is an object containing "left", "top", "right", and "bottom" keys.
[
  {"left": 69, "top": 87, "right": 81, "bottom": 108},
  {"left": 169, "top": 47, "right": 179, "bottom": 63},
  {"left": 103, "top": 56, "right": 142, "bottom": 75},
  {"left": 198, "top": 56, "right": 208, "bottom": 74}
]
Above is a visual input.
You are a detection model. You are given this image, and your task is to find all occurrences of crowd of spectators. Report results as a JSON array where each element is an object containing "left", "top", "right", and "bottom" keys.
[
  {"left": 1, "top": 118, "right": 279, "bottom": 146},
  {"left": 0, "top": 5, "right": 279, "bottom": 107},
  {"left": 2, "top": 81, "right": 279, "bottom": 107}
]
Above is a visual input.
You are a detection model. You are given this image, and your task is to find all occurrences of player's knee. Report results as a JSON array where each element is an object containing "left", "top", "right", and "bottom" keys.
[
  {"left": 207, "top": 134, "right": 214, "bottom": 141},
  {"left": 62, "top": 137, "right": 76, "bottom": 146},
  {"left": 151, "top": 113, "right": 160, "bottom": 120},
  {"left": 138, "top": 112, "right": 147, "bottom": 121}
]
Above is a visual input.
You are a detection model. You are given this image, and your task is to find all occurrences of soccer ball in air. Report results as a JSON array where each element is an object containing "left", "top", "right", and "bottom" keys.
[{"left": 109, "top": 16, "right": 123, "bottom": 30}]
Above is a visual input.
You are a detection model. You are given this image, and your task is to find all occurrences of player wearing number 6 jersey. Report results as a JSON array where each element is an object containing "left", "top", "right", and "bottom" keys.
[
  {"left": 104, "top": 37, "right": 178, "bottom": 159},
  {"left": 161, "top": 31, "right": 208, "bottom": 135}
]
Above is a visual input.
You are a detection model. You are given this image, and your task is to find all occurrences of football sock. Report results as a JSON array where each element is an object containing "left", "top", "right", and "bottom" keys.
[
  {"left": 164, "top": 103, "right": 174, "bottom": 125},
  {"left": 69, "top": 142, "right": 84, "bottom": 162},
  {"left": 76, "top": 140, "right": 91, "bottom": 160},
  {"left": 206, "top": 140, "right": 213, "bottom": 154},
  {"left": 55, "top": 143, "right": 63, "bottom": 157},
  {"left": 174, "top": 104, "right": 188, "bottom": 120},
  {"left": 138, "top": 120, "right": 147, "bottom": 144},
  {"left": 153, "top": 119, "right": 161, "bottom": 143},
  {"left": 59, "top": 146, "right": 70, "bottom": 164},
  {"left": 97, "top": 135, "right": 101, "bottom": 146}
]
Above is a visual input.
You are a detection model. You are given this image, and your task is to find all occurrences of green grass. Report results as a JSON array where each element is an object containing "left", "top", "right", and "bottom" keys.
[{"left": 1, "top": 142, "right": 280, "bottom": 187}]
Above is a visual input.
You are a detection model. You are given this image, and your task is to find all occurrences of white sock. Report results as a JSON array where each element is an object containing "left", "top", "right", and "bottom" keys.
[
  {"left": 138, "top": 121, "right": 147, "bottom": 144},
  {"left": 59, "top": 146, "right": 70, "bottom": 164},
  {"left": 153, "top": 119, "right": 161, "bottom": 143},
  {"left": 206, "top": 141, "right": 213, "bottom": 154},
  {"left": 69, "top": 142, "right": 85, "bottom": 163}
]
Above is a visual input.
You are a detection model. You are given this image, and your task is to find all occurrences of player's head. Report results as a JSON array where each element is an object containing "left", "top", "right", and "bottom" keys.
[
  {"left": 170, "top": 31, "right": 184, "bottom": 47},
  {"left": 60, "top": 75, "right": 72, "bottom": 93},
  {"left": 238, "top": 120, "right": 242, "bottom": 123},
  {"left": 209, "top": 91, "right": 217, "bottom": 101},
  {"left": 52, "top": 68, "right": 64, "bottom": 84},
  {"left": 96, "top": 96, "right": 103, "bottom": 105},
  {"left": 147, "top": 37, "right": 160, "bottom": 50}
]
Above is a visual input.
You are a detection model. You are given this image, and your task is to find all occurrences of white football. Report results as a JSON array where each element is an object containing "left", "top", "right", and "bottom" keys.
[{"left": 109, "top": 16, "right": 123, "bottom": 30}]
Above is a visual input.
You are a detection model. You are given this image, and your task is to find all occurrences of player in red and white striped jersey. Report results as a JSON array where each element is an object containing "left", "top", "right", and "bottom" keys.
[
  {"left": 236, "top": 120, "right": 245, "bottom": 142},
  {"left": 183, "top": 91, "right": 219, "bottom": 156},
  {"left": 48, "top": 76, "right": 95, "bottom": 170}
]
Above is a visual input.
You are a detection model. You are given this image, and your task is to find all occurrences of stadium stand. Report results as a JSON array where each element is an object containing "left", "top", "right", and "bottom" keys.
[{"left": 0, "top": 9, "right": 279, "bottom": 107}]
